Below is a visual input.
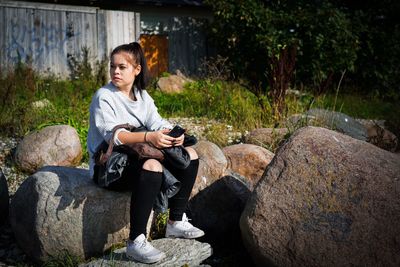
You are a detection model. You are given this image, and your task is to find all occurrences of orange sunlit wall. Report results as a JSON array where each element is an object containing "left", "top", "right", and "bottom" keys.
[{"left": 140, "top": 34, "right": 169, "bottom": 78}]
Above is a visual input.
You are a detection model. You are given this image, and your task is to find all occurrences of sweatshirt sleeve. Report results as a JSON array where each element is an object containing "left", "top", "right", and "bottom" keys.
[
  {"left": 90, "top": 92, "right": 119, "bottom": 143},
  {"left": 142, "top": 90, "right": 173, "bottom": 130}
]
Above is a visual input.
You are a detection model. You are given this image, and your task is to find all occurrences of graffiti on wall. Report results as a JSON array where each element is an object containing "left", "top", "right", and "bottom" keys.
[{"left": 5, "top": 19, "right": 80, "bottom": 62}]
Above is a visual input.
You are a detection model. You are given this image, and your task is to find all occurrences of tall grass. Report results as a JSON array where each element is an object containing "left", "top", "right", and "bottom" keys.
[
  {"left": 1, "top": 61, "right": 398, "bottom": 165},
  {"left": 150, "top": 80, "right": 273, "bottom": 131}
]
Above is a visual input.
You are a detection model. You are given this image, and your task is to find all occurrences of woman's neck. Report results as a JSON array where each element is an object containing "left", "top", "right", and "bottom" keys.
[{"left": 117, "top": 85, "right": 136, "bottom": 101}]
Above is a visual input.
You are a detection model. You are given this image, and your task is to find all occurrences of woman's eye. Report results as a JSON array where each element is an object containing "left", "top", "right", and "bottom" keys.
[{"left": 120, "top": 66, "right": 126, "bottom": 70}]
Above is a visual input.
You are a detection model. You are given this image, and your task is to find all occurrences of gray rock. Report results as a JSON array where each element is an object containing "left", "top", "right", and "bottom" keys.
[
  {"left": 305, "top": 108, "right": 368, "bottom": 141},
  {"left": 188, "top": 174, "right": 251, "bottom": 238},
  {"left": 0, "top": 168, "right": 9, "bottom": 225},
  {"left": 9, "top": 166, "right": 131, "bottom": 262},
  {"left": 191, "top": 141, "right": 228, "bottom": 198},
  {"left": 222, "top": 144, "right": 274, "bottom": 190},
  {"left": 240, "top": 126, "right": 400, "bottom": 267},
  {"left": 80, "top": 238, "right": 212, "bottom": 267},
  {"left": 14, "top": 125, "right": 82, "bottom": 173},
  {"left": 157, "top": 75, "right": 187, "bottom": 94}
]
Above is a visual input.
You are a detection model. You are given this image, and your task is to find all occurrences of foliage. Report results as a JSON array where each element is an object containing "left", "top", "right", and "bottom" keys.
[
  {"left": 150, "top": 210, "right": 169, "bottom": 239},
  {"left": 338, "top": 0, "right": 400, "bottom": 99},
  {"left": 204, "top": 0, "right": 359, "bottom": 117},
  {"left": 198, "top": 55, "right": 233, "bottom": 81},
  {"left": 205, "top": 0, "right": 400, "bottom": 99}
]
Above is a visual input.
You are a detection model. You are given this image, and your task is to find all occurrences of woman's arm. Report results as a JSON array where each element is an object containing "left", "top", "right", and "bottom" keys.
[{"left": 117, "top": 129, "right": 178, "bottom": 148}]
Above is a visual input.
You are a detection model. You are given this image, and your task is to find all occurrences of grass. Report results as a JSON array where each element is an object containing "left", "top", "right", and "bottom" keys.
[
  {"left": 1, "top": 62, "right": 399, "bottom": 167},
  {"left": 314, "top": 93, "right": 398, "bottom": 120},
  {"left": 149, "top": 79, "right": 270, "bottom": 131}
]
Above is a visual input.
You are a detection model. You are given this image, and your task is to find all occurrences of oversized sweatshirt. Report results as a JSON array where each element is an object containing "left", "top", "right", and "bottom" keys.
[{"left": 87, "top": 82, "right": 172, "bottom": 177}]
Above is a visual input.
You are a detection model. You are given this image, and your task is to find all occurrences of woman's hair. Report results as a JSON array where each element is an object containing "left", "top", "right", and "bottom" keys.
[{"left": 110, "top": 42, "right": 149, "bottom": 91}]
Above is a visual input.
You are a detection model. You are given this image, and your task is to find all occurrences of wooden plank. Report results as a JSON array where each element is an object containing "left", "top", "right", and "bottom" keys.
[{"left": 0, "top": 0, "right": 97, "bottom": 13}]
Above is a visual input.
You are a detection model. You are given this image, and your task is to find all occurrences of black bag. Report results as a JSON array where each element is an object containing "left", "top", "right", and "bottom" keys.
[{"left": 93, "top": 122, "right": 197, "bottom": 187}]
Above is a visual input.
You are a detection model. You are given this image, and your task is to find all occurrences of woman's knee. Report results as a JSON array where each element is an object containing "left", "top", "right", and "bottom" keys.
[
  {"left": 142, "top": 159, "right": 163, "bottom": 172},
  {"left": 185, "top": 147, "right": 198, "bottom": 160}
]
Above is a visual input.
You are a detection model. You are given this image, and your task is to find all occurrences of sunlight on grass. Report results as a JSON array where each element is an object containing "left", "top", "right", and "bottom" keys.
[{"left": 1, "top": 64, "right": 398, "bottom": 166}]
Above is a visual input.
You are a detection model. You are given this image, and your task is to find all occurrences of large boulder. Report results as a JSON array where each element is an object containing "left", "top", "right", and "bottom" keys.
[
  {"left": 9, "top": 166, "right": 131, "bottom": 262},
  {"left": 14, "top": 125, "right": 82, "bottom": 173},
  {"left": 240, "top": 126, "right": 400, "bottom": 267},
  {"left": 0, "top": 168, "right": 9, "bottom": 225},
  {"left": 222, "top": 144, "right": 274, "bottom": 190},
  {"left": 80, "top": 238, "right": 212, "bottom": 267},
  {"left": 191, "top": 141, "right": 228, "bottom": 197}
]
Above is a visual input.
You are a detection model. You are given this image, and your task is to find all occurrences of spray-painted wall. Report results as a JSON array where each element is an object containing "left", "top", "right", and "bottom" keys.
[{"left": 0, "top": 0, "right": 140, "bottom": 77}]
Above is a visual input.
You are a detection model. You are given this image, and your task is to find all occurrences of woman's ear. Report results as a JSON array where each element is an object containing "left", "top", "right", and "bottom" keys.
[{"left": 134, "top": 64, "right": 142, "bottom": 76}]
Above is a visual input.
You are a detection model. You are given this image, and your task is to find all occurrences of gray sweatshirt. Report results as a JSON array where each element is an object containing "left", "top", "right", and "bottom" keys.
[{"left": 87, "top": 82, "right": 172, "bottom": 177}]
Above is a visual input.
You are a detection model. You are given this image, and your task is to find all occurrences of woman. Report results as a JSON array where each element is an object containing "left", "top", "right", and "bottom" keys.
[{"left": 87, "top": 42, "right": 204, "bottom": 264}]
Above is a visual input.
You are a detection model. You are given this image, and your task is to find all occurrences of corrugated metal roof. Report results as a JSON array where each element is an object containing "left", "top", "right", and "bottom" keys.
[
  {"left": 16, "top": 0, "right": 206, "bottom": 8},
  {"left": 126, "top": 0, "right": 204, "bottom": 7}
]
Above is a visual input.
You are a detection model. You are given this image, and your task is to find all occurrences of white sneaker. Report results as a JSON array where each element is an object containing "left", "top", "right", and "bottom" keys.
[
  {"left": 165, "top": 213, "right": 205, "bottom": 239},
  {"left": 126, "top": 234, "right": 166, "bottom": 264}
]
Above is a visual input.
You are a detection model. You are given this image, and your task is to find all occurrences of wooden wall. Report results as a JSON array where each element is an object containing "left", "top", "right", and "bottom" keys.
[
  {"left": 0, "top": 0, "right": 140, "bottom": 77},
  {"left": 140, "top": 14, "right": 211, "bottom": 76}
]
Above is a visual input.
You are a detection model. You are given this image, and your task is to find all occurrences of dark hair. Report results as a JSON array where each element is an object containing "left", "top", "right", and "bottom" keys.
[{"left": 110, "top": 42, "right": 149, "bottom": 91}]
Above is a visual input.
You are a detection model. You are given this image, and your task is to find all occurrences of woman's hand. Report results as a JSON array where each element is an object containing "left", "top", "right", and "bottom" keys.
[
  {"left": 171, "top": 132, "right": 184, "bottom": 146},
  {"left": 146, "top": 129, "right": 176, "bottom": 148}
]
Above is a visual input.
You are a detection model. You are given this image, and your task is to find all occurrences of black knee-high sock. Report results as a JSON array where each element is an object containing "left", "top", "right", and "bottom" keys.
[
  {"left": 169, "top": 159, "right": 199, "bottom": 221},
  {"left": 130, "top": 169, "right": 162, "bottom": 240}
]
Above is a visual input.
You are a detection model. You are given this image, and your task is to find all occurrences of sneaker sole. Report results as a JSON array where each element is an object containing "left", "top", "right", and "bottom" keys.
[
  {"left": 165, "top": 232, "right": 205, "bottom": 239},
  {"left": 126, "top": 253, "right": 166, "bottom": 264}
]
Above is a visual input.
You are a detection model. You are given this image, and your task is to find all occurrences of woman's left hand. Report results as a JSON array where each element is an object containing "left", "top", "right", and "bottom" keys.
[{"left": 172, "top": 133, "right": 184, "bottom": 146}]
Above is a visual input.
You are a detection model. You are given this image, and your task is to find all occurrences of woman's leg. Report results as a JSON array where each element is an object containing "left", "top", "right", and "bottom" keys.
[
  {"left": 168, "top": 147, "right": 199, "bottom": 221},
  {"left": 165, "top": 147, "right": 204, "bottom": 238},
  {"left": 129, "top": 159, "right": 163, "bottom": 240},
  {"left": 102, "top": 158, "right": 165, "bottom": 263}
]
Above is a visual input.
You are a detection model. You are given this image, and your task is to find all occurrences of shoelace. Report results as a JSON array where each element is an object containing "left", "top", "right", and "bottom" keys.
[
  {"left": 180, "top": 213, "right": 194, "bottom": 229},
  {"left": 140, "top": 239, "right": 150, "bottom": 249},
  {"left": 182, "top": 213, "right": 191, "bottom": 222}
]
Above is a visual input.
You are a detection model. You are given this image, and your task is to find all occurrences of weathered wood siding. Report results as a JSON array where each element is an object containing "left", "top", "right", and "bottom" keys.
[
  {"left": 141, "top": 14, "right": 211, "bottom": 76},
  {"left": 0, "top": 0, "right": 140, "bottom": 77},
  {"left": 168, "top": 16, "right": 208, "bottom": 76}
]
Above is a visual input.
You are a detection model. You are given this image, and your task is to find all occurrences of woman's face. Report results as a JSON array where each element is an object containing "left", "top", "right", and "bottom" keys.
[{"left": 110, "top": 52, "right": 141, "bottom": 90}]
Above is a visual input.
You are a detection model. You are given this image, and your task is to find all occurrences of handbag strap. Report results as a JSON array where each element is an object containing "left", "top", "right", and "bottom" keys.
[
  {"left": 99, "top": 123, "right": 134, "bottom": 165},
  {"left": 131, "top": 112, "right": 146, "bottom": 129}
]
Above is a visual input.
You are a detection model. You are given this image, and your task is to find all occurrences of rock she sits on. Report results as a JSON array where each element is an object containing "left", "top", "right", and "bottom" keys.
[
  {"left": 9, "top": 166, "right": 131, "bottom": 262},
  {"left": 14, "top": 125, "right": 82, "bottom": 173},
  {"left": 240, "top": 126, "right": 400, "bottom": 267}
]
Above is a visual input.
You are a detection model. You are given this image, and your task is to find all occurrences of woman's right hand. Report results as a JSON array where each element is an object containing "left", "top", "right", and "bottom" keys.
[{"left": 146, "top": 129, "right": 176, "bottom": 148}]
